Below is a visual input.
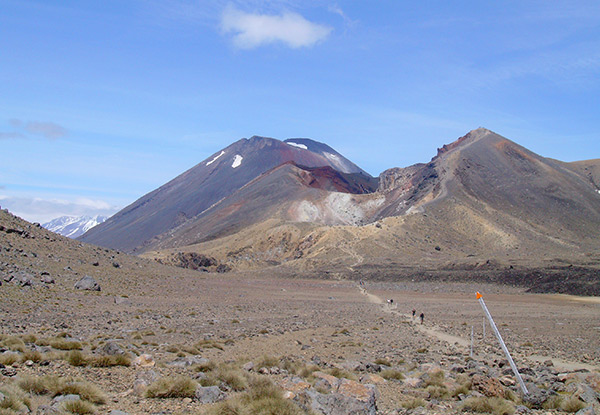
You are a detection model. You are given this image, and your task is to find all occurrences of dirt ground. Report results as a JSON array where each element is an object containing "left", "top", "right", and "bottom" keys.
[{"left": 1, "top": 267, "right": 598, "bottom": 414}]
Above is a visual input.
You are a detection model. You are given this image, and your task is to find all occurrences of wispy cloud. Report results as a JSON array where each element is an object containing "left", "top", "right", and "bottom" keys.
[
  {"left": 0, "top": 132, "right": 27, "bottom": 140},
  {"left": 7, "top": 118, "right": 68, "bottom": 140},
  {"left": 221, "top": 6, "right": 332, "bottom": 49}
]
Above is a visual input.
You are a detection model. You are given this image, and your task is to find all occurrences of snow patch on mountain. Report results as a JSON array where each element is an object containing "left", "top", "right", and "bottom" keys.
[
  {"left": 287, "top": 142, "right": 308, "bottom": 150},
  {"left": 43, "top": 215, "right": 108, "bottom": 238},
  {"left": 232, "top": 154, "right": 243, "bottom": 168},
  {"left": 206, "top": 150, "right": 225, "bottom": 166},
  {"left": 323, "top": 152, "right": 352, "bottom": 174}
]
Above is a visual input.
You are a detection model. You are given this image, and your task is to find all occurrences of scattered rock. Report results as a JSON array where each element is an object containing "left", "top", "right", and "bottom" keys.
[
  {"left": 471, "top": 374, "right": 506, "bottom": 398},
  {"left": 133, "top": 354, "right": 155, "bottom": 367},
  {"left": 74, "top": 275, "right": 101, "bottom": 291},
  {"left": 194, "top": 385, "right": 226, "bottom": 404},
  {"left": 167, "top": 356, "right": 208, "bottom": 368},
  {"left": 242, "top": 361, "right": 254, "bottom": 372},
  {"left": 102, "top": 341, "right": 126, "bottom": 356}
]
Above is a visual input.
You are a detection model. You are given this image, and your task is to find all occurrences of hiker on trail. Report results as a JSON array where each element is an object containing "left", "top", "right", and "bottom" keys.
[
  {"left": 412, "top": 309, "right": 416, "bottom": 319},
  {"left": 419, "top": 312, "right": 424, "bottom": 324}
]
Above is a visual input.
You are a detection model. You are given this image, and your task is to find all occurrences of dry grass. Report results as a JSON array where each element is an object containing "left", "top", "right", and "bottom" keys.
[
  {"left": 50, "top": 339, "right": 83, "bottom": 350},
  {"left": 402, "top": 397, "right": 426, "bottom": 409},
  {"left": 461, "top": 396, "right": 515, "bottom": 415},
  {"left": 424, "top": 370, "right": 445, "bottom": 387},
  {"left": 374, "top": 357, "right": 391, "bottom": 366},
  {"left": 20, "top": 350, "right": 42, "bottom": 363},
  {"left": 63, "top": 400, "right": 96, "bottom": 414},
  {"left": 0, "top": 384, "right": 32, "bottom": 413},
  {"left": 205, "top": 376, "right": 305, "bottom": 415},
  {"left": 66, "top": 350, "right": 88, "bottom": 366},
  {"left": 560, "top": 395, "right": 586, "bottom": 413},
  {"left": 1, "top": 336, "right": 26, "bottom": 352},
  {"left": 195, "top": 339, "right": 224, "bottom": 351},
  {"left": 146, "top": 376, "right": 197, "bottom": 398},
  {"left": 380, "top": 369, "right": 404, "bottom": 381},
  {"left": 0, "top": 353, "right": 19, "bottom": 366},
  {"left": 326, "top": 367, "right": 356, "bottom": 380},
  {"left": 90, "top": 354, "right": 131, "bottom": 367},
  {"left": 53, "top": 381, "right": 107, "bottom": 405}
]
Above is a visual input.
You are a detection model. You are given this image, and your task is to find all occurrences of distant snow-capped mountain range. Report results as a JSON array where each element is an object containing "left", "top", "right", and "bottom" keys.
[{"left": 42, "top": 215, "right": 108, "bottom": 238}]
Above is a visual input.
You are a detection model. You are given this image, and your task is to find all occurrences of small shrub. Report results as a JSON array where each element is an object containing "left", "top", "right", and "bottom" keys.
[
  {"left": 146, "top": 376, "right": 197, "bottom": 398},
  {"left": 165, "top": 345, "right": 179, "bottom": 353},
  {"left": 416, "top": 347, "right": 428, "bottom": 353},
  {"left": 63, "top": 399, "right": 95, "bottom": 414},
  {"left": 452, "top": 381, "right": 471, "bottom": 397},
  {"left": 461, "top": 396, "right": 515, "bottom": 415},
  {"left": 380, "top": 369, "right": 404, "bottom": 381}
]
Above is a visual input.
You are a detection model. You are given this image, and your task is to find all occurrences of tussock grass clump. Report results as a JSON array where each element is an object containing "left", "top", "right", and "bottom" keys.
[
  {"left": 205, "top": 376, "right": 304, "bottom": 415},
  {"left": 54, "top": 381, "right": 107, "bottom": 405},
  {"left": 461, "top": 396, "right": 515, "bottom": 415},
  {"left": 256, "top": 355, "right": 279, "bottom": 369},
  {"left": 215, "top": 366, "right": 248, "bottom": 391},
  {"left": 146, "top": 376, "right": 197, "bottom": 399},
  {"left": 1, "top": 336, "right": 26, "bottom": 352},
  {"left": 50, "top": 339, "right": 83, "bottom": 350},
  {"left": 66, "top": 350, "right": 88, "bottom": 366},
  {"left": 90, "top": 354, "right": 131, "bottom": 367},
  {"left": 426, "top": 385, "right": 450, "bottom": 400},
  {"left": 17, "top": 375, "right": 55, "bottom": 395},
  {"left": 560, "top": 395, "right": 586, "bottom": 413},
  {"left": 20, "top": 334, "right": 37, "bottom": 344},
  {"left": 452, "top": 380, "right": 471, "bottom": 397},
  {"left": 374, "top": 357, "right": 391, "bottom": 366},
  {"left": 193, "top": 360, "right": 217, "bottom": 373},
  {"left": 402, "top": 397, "right": 426, "bottom": 409},
  {"left": 298, "top": 364, "right": 320, "bottom": 379},
  {"left": 327, "top": 367, "right": 356, "bottom": 381},
  {"left": 195, "top": 339, "right": 224, "bottom": 351},
  {"left": 63, "top": 400, "right": 96, "bottom": 414},
  {"left": 20, "top": 350, "right": 42, "bottom": 363},
  {"left": 0, "top": 384, "right": 32, "bottom": 413},
  {"left": 380, "top": 369, "right": 404, "bottom": 381},
  {"left": 424, "top": 370, "right": 445, "bottom": 387},
  {"left": 0, "top": 352, "right": 19, "bottom": 366}
]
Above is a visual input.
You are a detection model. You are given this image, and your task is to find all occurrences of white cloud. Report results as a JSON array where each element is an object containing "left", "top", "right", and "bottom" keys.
[
  {"left": 7, "top": 118, "right": 68, "bottom": 139},
  {"left": 0, "top": 195, "right": 120, "bottom": 224},
  {"left": 221, "top": 6, "right": 332, "bottom": 49}
]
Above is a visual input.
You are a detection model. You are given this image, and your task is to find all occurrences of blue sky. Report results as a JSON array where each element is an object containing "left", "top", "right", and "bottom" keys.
[{"left": 1, "top": 0, "right": 599, "bottom": 223}]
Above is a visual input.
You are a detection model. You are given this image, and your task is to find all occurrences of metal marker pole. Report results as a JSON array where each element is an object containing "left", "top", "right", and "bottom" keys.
[
  {"left": 483, "top": 316, "right": 486, "bottom": 339},
  {"left": 470, "top": 326, "right": 474, "bottom": 358},
  {"left": 476, "top": 292, "right": 528, "bottom": 395}
]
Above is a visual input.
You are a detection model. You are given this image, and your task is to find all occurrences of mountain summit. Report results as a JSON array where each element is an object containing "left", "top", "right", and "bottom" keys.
[{"left": 79, "top": 136, "right": 374, "bottom": 252}]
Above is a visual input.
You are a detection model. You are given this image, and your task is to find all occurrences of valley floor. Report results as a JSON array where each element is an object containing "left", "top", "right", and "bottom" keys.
[{"left": 1, "top": 271, "right": 599, "bottom": 414}]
